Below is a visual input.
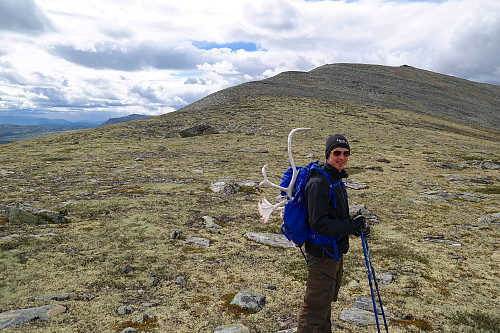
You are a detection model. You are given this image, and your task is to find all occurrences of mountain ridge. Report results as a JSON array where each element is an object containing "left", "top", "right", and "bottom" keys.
[{"left": 177, "top": 63, "right": 500, "bottom": 130}]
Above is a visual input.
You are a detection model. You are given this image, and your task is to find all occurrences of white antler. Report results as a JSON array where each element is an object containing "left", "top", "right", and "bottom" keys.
[{"left": 257, "top": 128, "right": 311, "bottom": 223}]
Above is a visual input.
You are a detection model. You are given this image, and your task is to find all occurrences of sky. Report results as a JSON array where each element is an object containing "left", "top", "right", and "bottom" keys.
[{"left": 0, "top": 0, "right": 499, "bottom": 123}]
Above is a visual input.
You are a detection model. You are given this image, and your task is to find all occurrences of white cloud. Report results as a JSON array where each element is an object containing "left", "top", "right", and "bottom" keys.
[{"left": 0, "top": 0, "right": 498, "bottom": 122}]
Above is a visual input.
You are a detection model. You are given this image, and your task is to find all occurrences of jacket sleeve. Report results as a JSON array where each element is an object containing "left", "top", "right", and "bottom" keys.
[{"left": 305, "top": 176, "right": 358, "bottom": 237}]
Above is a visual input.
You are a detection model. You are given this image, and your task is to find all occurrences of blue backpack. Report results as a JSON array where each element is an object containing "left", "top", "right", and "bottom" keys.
[{"left": 280, "top": 161, "right": 344, "bottom": 262}]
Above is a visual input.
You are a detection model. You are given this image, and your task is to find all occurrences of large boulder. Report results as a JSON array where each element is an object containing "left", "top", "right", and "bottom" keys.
[{"left": 6, "top": 204, "right": 68, "bottom": 224}]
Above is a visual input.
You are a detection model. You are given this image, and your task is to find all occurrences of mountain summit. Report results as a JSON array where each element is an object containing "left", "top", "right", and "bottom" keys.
[{"left": 181, "top": 63, "right": 500, "bottom": 129}]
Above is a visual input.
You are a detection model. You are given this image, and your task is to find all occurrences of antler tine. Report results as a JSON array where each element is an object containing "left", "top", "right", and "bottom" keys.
[
  {"left": 285, "top": 128, "right": 311, "bottom": 198},
  {"left": 259, "top": 128, "right": 311, "bottom": 199},
  {"left": 258, "top": 196, "right": 286, "bottom": 223}
]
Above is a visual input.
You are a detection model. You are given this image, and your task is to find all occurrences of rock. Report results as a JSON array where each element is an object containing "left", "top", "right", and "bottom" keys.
[
  {"left": 176, "top": 276, "right": 186, "bottom": 286},
  {"left": 81, "top": 293, "right": 96, "bottom": 301},
  {"left": 339, "top": 296, "right": 392, "bottom": 326},
  {"left": 185, "top": 236, "right": 211, "bottom": 247},
  {"left": 442, "top": 174, "right": 493, "bottom": 185},
  {"left": 377, "top": 272, "right": 394, "bottom": 285},
  {"left": 230, "top": 291, "right": 266, "bottom": 312},
  {"left": 244, "top": 232, "right": 295, "bottom": 249},
  {"left": 376, "top": 158, "right": 390, "bottom": 163},
  {"left": 179, "top": 124, "right": 218, "bottom": 138},
  {"left": 274, "top": 328, "right": 297, "bottom": 333},
  {"left": 122, "top": 264, "right": 135, "bottom": 274},
  {"left": 347, "top": 280, "right": 360, "bottom": 288},
  {"left": 203, "top": 216, "right": 222, "bottom": 229},
  {"left": 34, "top": 294, "right": 71, "bottom": 302},
  {"left": 210, "top": 182, "right": 240, "bottom": 195},
  {"left": 0, "top": 304, "right": 66, "bottom": 330},
  {"left": 170, "top": 231, "right": 183, "bottom": 239},
  {"left": 116, "top": 305, "right": 134, "bottom": 315},
  {"left": 478, "top": 212, "right": 500, "bottom": 224},
  {"left": 345, "top": 181, "right": 368, "bottom": 190},
  {"left": 348, "top": 205, "right": 380, "bottom": 223},
  {"left": 421, "top": 191, "right": 489, "bottom": 203},
  {"left": 6, "top": 203, "right": 68, "bottom": 224},
  {"left": 435, "top": 162, "right": 463, "bottom": 170},
  {"left": 132, "top": 311, "right": 155, "bottom": 323},
  {"left": 265, "top": 284, "right": 277, "bottom": 290},
  {"left": 462, "top": 160, "right": 500, "bottom": 170},
  {"left": 238, "top": 148, "right": 269, "bottom": 153},
  {"left": 120, "top": 328, "right": 138, "bottom": 333},
  {"left": 214, "top": 323, "right": 250, "bottom": 333},
  {"left": 424, "top": 235, "right": 461, "bottom": 246}
]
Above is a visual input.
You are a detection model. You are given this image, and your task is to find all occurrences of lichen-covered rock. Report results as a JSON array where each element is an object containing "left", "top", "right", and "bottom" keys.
[
  {"left": 6, "top": 204, "right": 67, "bottom": 224},
  {"left": 214, "top": 323, "right": 250, "bottom": 333},
  {"left": 230, "top": 291, "right": 266, "bottom": 312},
  {"left": 179, "top": 124, "right": 218, "bottom": 138},
  {"left": 0, "top": 304, "right": 66, "bottom": 330}
]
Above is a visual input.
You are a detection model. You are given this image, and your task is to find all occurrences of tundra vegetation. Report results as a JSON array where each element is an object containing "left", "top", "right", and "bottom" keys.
[{"left": 0, "top": 66, "right": 499, "bottom": 332}]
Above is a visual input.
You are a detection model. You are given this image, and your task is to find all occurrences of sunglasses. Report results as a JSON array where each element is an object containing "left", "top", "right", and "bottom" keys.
[{"left": 331, "top": 150, "right": 350, "bottom": 157}]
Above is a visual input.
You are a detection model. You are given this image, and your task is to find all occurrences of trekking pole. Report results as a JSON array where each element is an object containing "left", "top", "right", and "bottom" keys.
[
  {"left": 363, "top": 233, "right": 389, "bottom": 332},
  {"left": 361, "top": 232, "right": 381, "bottom": 333}
]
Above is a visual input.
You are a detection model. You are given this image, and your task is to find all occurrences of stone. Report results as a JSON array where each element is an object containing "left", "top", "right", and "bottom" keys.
[
  {"left": 179, "top": 124, "right": 219, "bottom": 138},
  {"left": 244, "top": 232, "right": 296, "bottom": 249},
  {"left": 6, "top": 204, "right": 68, "bottom": 224},
  {"left": 377, "top": 272, "right": 394, "bottom": 285},
  {"left": 120, "top": 328, "right": 138, "bottom": 333},
  {"left": 132, "top": 311, "right": 155, "bottom": 323},
  {"left": 435, "top": 162, "right": 462, "bottom": 170},
  {"left": 0, "top": 304, "right": 66, "bottom": 330},
  {"left": 185, "top": 236, "right": 211, "bottom": 247},
  {"left": 170, "top": 231, "right": 182, "bottom": 239},
  {"left": 339, "top": 296, "right": 392, "bottom": 327},
  {"left": 210, "top": 182, "right": 240, "bottom": 195},
  {"left": 230, "top": 291, "right": 266, "bottom": 312},
  {"left": 424, "top": 235, "right": 461, "bottom": 246},
  {"left": 34, "top": 294, "right": 71, "bottom": 302},
  {"left": 345, "top": 181, "right": 368, "bottom": 190},
  {"left": 203, "top": 216, "right": 222, "bottom": 229},
  {"left": 478, "top": 212, "right": 500, "bottom": 224},
  {"left": 214, "top": 323, "right": 250, "bottom": 333},
  {"left": 116, "top": 305, "right": 134, "bottom": 315},
  {"left": 122, "top": 264, "right": 135, "bottom": 274}
]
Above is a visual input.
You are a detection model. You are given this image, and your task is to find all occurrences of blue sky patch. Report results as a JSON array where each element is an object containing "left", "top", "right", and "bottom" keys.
[{"left": 192, "top": 41, "right": 261, "bottom": 52}]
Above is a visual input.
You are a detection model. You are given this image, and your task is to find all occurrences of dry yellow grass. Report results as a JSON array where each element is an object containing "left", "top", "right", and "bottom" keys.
[{"left": 0, "top": 96, "right": 499, "bottom": 332}]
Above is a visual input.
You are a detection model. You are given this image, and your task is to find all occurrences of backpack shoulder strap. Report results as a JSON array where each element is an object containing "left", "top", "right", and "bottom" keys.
[{"left": 310, "top": 164, "right": 334, "bottom": 200}]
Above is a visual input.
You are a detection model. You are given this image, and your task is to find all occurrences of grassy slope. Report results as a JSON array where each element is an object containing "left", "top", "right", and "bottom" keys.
[{"left": 0, "top": 95, "right": 499, "bottom": 332}]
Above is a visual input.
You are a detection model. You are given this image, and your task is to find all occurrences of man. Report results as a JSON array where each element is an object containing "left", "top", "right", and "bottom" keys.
[{"left": 297, "top": 134, "right": 369, "bottom": 333}]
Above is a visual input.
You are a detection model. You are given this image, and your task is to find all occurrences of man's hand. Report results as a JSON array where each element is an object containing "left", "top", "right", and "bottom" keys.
[{"left": 353, "top": 213, "right": 370, "bottom": 238}]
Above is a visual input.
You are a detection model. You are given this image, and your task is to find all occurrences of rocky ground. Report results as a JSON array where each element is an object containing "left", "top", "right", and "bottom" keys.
[{"left": 0, "top": 93, "right": 499, "bottom": 332}]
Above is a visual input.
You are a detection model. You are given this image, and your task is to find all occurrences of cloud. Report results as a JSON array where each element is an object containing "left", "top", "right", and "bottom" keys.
[
  {"left": 49, "top": 42, "right": 203, "bottom": 71},
  {"left": 0, "top": 0, "right": 54, "bottom": 34},
  {"left": 0, "top": 0, "right": 499, "bottom": 123}
]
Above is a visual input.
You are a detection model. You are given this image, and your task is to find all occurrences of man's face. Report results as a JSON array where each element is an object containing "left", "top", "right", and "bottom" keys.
[{"left": 327, "top": 148, "right": 350, "bottom": 171}]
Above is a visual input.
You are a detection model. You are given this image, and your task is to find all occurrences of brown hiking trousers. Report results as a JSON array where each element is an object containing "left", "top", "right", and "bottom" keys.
[{"left": 297, "top": 254, "right": 343, "bottom": 333}]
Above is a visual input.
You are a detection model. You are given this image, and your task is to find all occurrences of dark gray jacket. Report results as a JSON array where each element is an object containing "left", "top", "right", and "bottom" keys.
[{"left": 304, "top": 162, "right": 359, "bottom": 258}]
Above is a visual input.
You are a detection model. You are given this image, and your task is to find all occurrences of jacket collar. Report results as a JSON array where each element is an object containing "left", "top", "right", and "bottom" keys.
[{"left": 324, "top": 162, "right": 349, "bottom": 179}]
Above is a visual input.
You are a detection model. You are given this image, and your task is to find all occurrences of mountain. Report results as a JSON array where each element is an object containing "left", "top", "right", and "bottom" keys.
[
  {"left": 0, "top": 116, "right": 98, "bottom": 127},
  {"left": 0, "top": 64, "right": 498, "bottom": 333},
  {"left": 96, "top": 114, "right": 153, "bottom": 127},
  {"left": 179, "top": 63, "right": 500, "bottom": 129},
  {"left": 0, "top": 114, "right": 153, "bottom": 144}
]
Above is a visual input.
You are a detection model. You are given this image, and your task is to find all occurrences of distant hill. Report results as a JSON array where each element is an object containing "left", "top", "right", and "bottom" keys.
[
  {"left": 180, "top": 63, "right": 500, "bottom": 129},
  {"left": 0, "top": 114, "right": 153, "bottom": 144},
  {"left": 0, "top": 116, "right": 97, "bottom": 127},
  {"left": 0, "top": 123, "right": 90, "bottom": 144},
  {"left": 97, "top": 114, "right": 153, "bottom": 127}
]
